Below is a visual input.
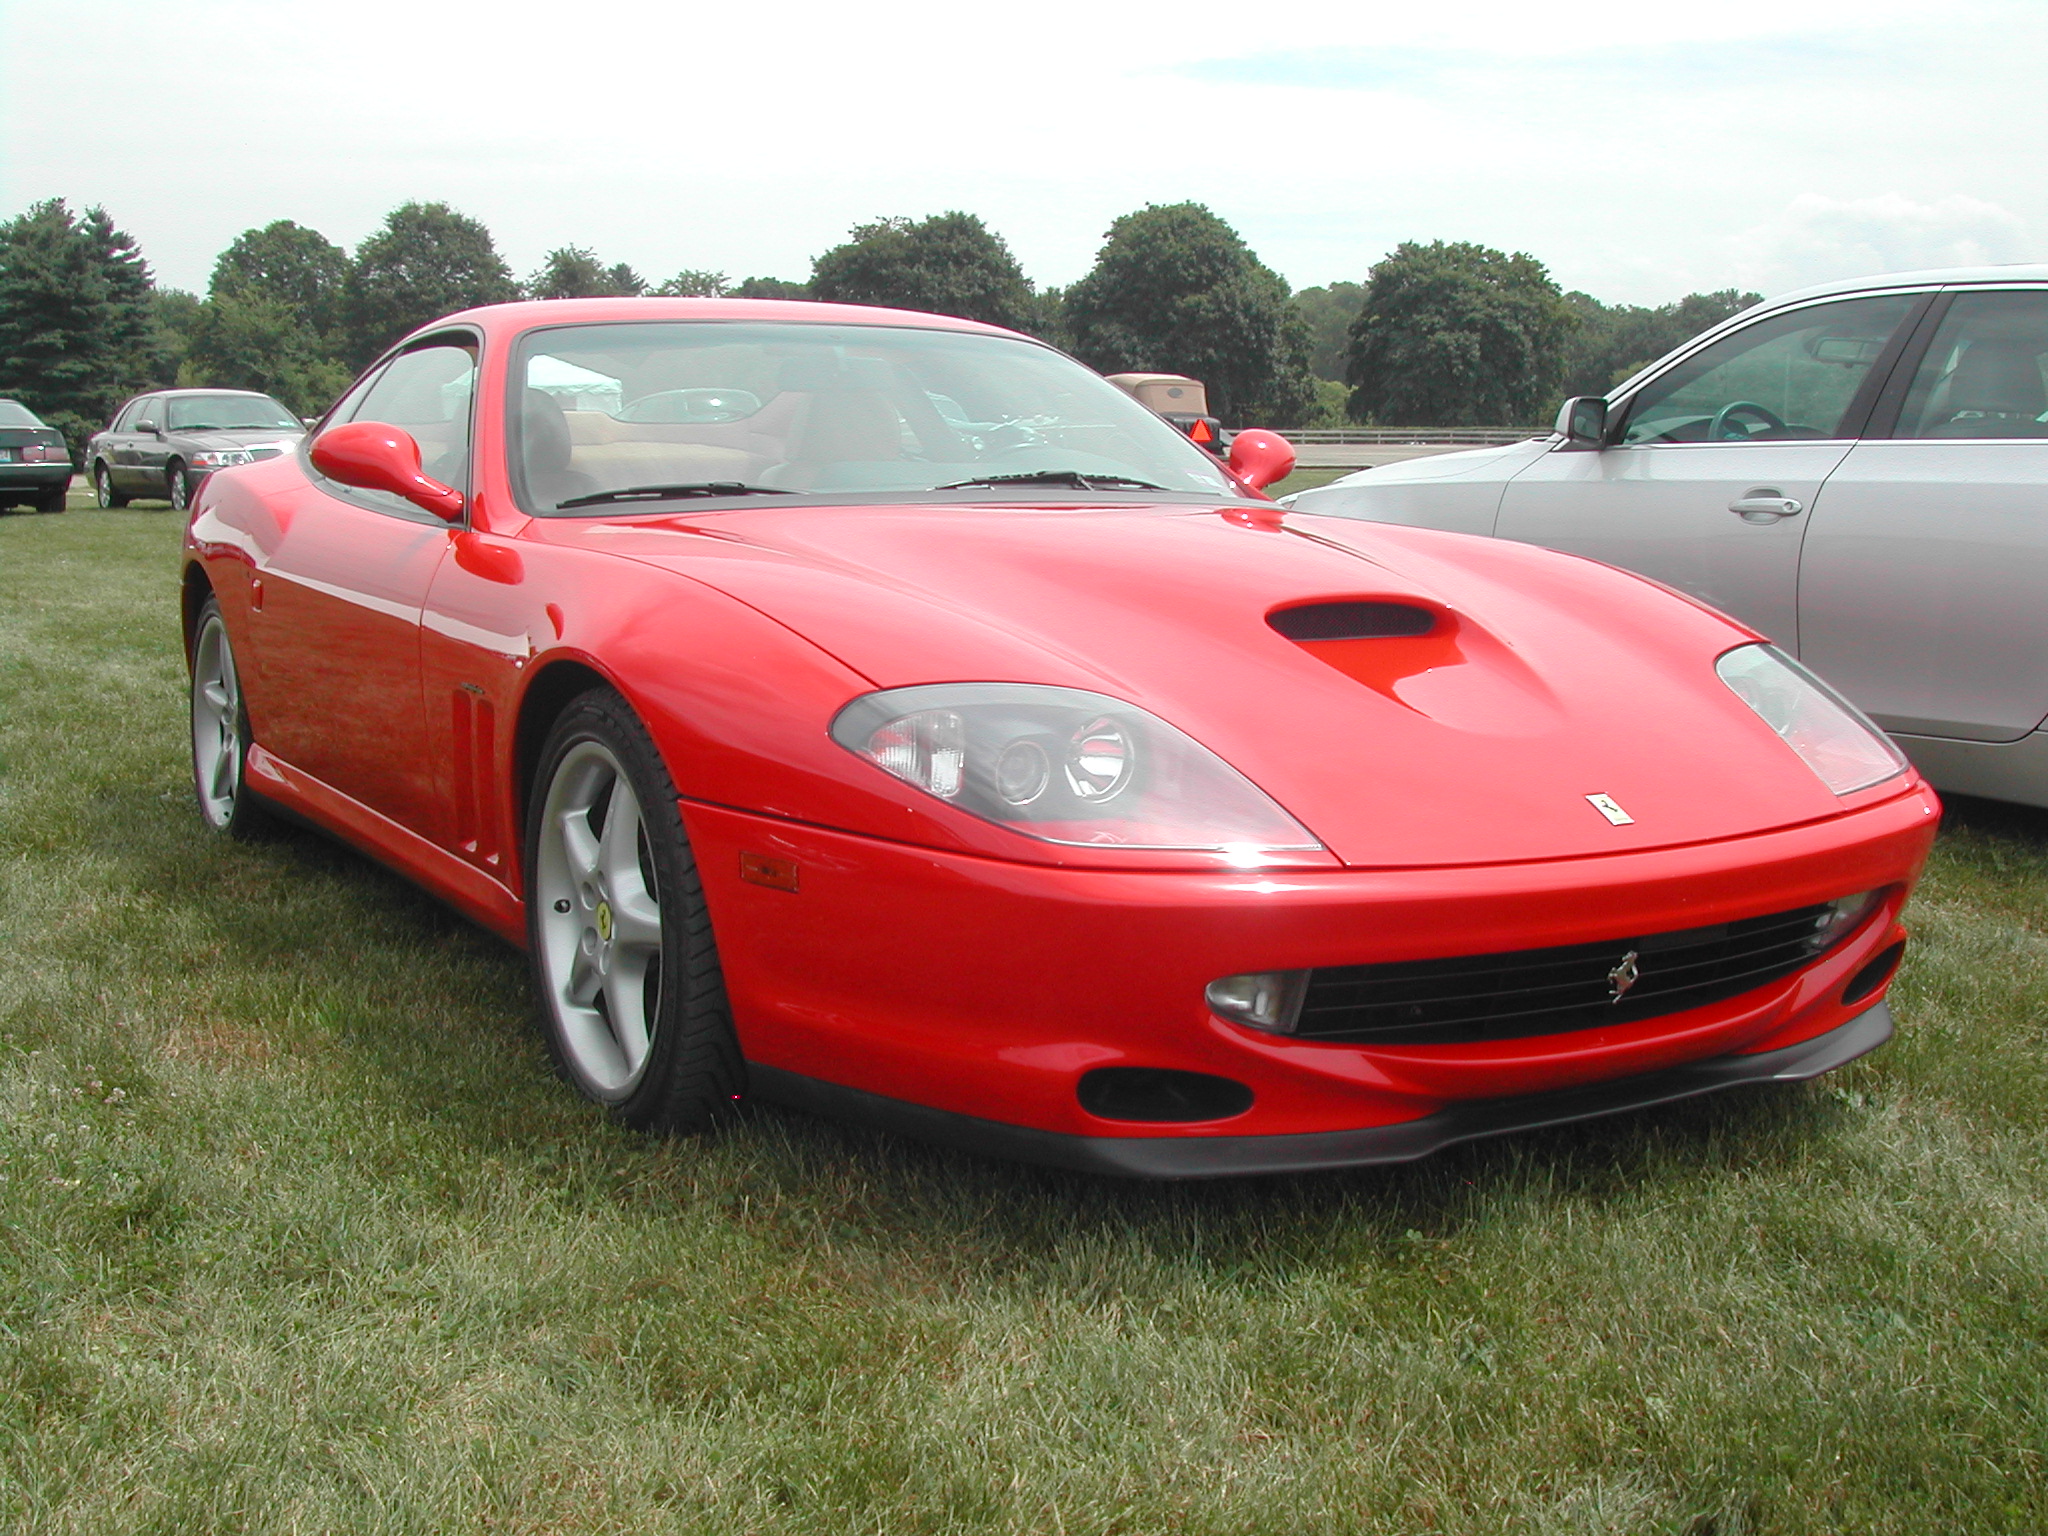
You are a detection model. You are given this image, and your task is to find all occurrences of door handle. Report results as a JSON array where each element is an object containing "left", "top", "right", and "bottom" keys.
[{"left": 1729, "top": 494, "right": 1803, "bottom": 523}]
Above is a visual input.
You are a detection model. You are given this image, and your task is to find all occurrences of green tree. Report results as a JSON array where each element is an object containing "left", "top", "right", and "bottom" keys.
[
  {"left": 210, "top": 220, "right": 348, "bottom": 338},
  {"left": 1064, "top": 202, "right": 1316, "bottom": 426},
  {"left": 182, "top": 294, "right": 353, "bottom": 416},
  {"left": 343, "top": 202, "right": 519, "bottom": 367},
  {"left": 1345, "top": 241, "right": 1577, "bottom": 426},
  {"left": 153, "top": 288, "right": 202, "bottom": 378},
  {"left": 1561, "top": 288, "right": 1761, "bottom": 397},
  {"left": 810, "top": 212, "right": 1037, "bottom": 332},
  {"left": 0, "top": 199, "right": 167, "bottom": 451},
  {"left": 732, "top": 276, "right": 809, "bottom": 300},
  {"left": 531, "top": 246, "right": 646, "bottom": 299},
  {"left": 653, "top": 269, "right": 729, "bottom": 297},
  {"left": 1291, "top": 281, "right": 1364, "bottom": 381}
]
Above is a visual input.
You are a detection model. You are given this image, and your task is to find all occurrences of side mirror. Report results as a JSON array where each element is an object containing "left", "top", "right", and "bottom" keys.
[
  {"left": 1227, "top": 428, "right": 1296, "bottom": 492},
  {"left": 1554, "top": 396, "right": 1608, "bottom": 450},
  {"left": 138, "top": 419, "right": 162, "bottom": 437},
  {"left": 310, "top": 421, "right": 464, "bottom": 521}
]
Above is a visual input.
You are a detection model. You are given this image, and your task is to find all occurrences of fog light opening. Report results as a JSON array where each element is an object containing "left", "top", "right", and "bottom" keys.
[
  {"left": 1206, "top": 970, "right": 1309, "bottom": 1033},
  {"left": 1843, "top": 939, "right": 1907, "bottom": 1007},
  {"left": 1077, "top": 1067, "right": 1255, "bottom": 1123}
]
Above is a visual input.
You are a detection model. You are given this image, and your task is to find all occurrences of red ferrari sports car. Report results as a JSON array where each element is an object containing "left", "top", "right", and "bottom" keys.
[{"left": 180, "top": 298, "right": 1938, "bottom": 1177}]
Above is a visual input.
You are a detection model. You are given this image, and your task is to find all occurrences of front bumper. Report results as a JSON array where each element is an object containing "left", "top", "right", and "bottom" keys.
[
  {"left": 683, "top": 782, "right": 1936, "bottom": 1158},
  {"left": 751, "top": 1001, "right": 1893, "bottom": 1178}
]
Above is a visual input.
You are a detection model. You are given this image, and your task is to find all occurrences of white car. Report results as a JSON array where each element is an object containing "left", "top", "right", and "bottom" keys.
[{"left": 1287, "top": 265, "right": 2048, "bottom": 810}]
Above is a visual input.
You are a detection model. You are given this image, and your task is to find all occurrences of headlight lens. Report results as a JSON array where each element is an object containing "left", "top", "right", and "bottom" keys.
[
  {"left": 1716, "top": 644, "right": 1906, "bottom": 795},
  {"left": 830, "top": 683, "right": 1323, "bottom": 852},
  {"left": 190, "top": 450, "right": 254, "bottom": 468}
]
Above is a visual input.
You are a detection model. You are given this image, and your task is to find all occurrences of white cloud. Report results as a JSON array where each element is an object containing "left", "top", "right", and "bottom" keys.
[{"left": 1726, "top": 193, "right": 2040, "bottom": 294}]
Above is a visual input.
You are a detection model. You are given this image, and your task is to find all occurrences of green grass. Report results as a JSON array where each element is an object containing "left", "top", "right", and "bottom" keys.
[{"left": 3, "top": 501, "right": 2047, "bottom": 1534}]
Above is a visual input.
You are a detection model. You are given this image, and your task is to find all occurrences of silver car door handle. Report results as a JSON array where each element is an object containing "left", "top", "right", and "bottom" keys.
[{"left": 1729, "top": 495, "right": 1803, "bottom": 522}]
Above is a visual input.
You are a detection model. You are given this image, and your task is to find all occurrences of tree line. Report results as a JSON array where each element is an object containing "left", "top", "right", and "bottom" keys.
[{"left": 0, "top": 196, "right": 1761, "bottom": 449}]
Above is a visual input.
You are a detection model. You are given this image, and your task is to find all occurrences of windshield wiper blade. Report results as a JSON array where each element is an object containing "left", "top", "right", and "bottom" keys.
[
  {"left": 933, "top": 469, "right": 1168, "bottom": 491},
  {"left": 554, "top": 482, "right": 790, "bottom": 509}
]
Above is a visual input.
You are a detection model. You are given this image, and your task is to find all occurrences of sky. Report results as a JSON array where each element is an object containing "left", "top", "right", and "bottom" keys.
[{"left": 3, "top": 0, "right": 2043, "bottom": 307}]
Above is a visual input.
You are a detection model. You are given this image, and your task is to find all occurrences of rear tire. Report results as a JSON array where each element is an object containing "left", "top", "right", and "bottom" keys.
[
  {"left": 94, "top": 463, "right": 128, "bottom": 509},
  {"left": 525, "top": 689, "right": 743, "bottom": 1132},
  {"left": 35, "top": 482, "right": 67, "bottom": 513},
  {"left": 189, "top": 596, "right": 272, "bottom": 839}
]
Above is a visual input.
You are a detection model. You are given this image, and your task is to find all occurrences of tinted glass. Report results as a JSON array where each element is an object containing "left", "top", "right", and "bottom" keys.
[
  {"left": 121, "top": 397, "right": 158, "bottom": 430},
  {"left": 510, "top": 321, "right": 1238, "bottom": 514},
  {"left": 341, "top": 342, "right": 478, "bottom": 489},
  {"left": 1620, "top": 294, "right": 1915, "bottom": 445},
  {"left": 166, "top": 394, "right": 302, "bottom": 431},
  {"left": 1895, "top": 290, "right": 2048, "bottom": 439},
  {"left": 0, "top": 401, "right": 41, "bottom": 428}
]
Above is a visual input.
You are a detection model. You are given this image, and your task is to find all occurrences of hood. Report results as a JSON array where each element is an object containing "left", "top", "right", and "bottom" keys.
[
  {"left": 1298, "top": 438, "right": 1551, "bottom": 493},
  {"left": 571, "top": 501, "right": 1861, "bottom": 869},
  {"left": 181, "top": 428, "right": 303, "bottom": 452}
]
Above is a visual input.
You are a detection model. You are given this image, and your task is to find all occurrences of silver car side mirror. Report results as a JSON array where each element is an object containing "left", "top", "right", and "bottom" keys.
[{"left": 1554, "top": 396, "right": 1607, "bottom": 450}]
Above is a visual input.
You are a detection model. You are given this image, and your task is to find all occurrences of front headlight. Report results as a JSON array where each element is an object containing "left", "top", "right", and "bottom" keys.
[
  {"left": 830, "top": 683, "right": 1323, "bottom": 853},
  {"left": 190, "top": 450, "right": 254, "bottom": 469},
  {"left": 1716, "top": 644, "right": 1906, "bottom": 795}
]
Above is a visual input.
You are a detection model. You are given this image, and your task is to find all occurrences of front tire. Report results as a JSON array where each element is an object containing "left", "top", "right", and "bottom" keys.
[
  {"left": 94, "top": 463, "right": 129, "bottom": 508},
  {"left": 526, "top": 689, "right": 742, "bottom": 1131},
  {"left": 189, "top": 596, "right": 271, "bottom": 838},
  {"left": 166, "top": 461, "right": 189, "bottom": 512}
]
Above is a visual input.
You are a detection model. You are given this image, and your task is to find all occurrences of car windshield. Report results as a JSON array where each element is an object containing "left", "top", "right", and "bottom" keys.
[
  {"left": 166, "top": 395, "right": 301, "bottom": 431},
  {"left": 0, "top": 401, "right": 43, "bottom": 428},
  {"left": 510, "top": 320, "right": 1240, "bottom": 513}
]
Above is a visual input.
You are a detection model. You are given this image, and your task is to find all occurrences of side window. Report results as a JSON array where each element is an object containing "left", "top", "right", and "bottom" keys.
[
  {"left": 1619, "top": 294, "right": 1917, "bottom": 445},
  {"left": 117, "top": 397, "right": 155, "bottom": 431},
  {"left": 1894, "top": 291, "right": 2048, "bottom": 439},
  {"left": 319, "top": 338, "right": 478, "bottom": 514}
]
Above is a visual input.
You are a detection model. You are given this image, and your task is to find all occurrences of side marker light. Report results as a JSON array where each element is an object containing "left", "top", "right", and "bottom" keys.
[{"left": 740, "top": 852, "right": 800, "bottom": 892}]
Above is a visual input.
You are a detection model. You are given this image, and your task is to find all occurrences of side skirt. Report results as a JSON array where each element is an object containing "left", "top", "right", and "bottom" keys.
[
  {"left": 747, "top": 1002, "right": 1893, "bottom": 1180},
  {"left": 245, "top": 744, "right": 525, "bottom": 946}
]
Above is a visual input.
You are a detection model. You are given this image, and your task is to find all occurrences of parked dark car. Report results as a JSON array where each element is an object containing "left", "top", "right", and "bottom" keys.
[
  {"left": 87, "top": 389, "right": 304, "bottom": 511},
  {"left": 0, "top": 399, "right": 74, "bottom": 512}
]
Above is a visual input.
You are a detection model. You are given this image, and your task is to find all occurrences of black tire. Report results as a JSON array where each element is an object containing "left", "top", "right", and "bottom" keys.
[
  {"left": 525, "top": 689, "right": 742, "bottom": 1132},
  {"left": 166, "top": 461, "right": 189, "bottom": 512},
  {"left": 189, "top": 596, "right": 272, "bottom": 839},
  {"left": 94, "top": 463, "right": 129, "bottom": 509},
  {"left": 35, "top": 482, "right": 67, "bottom": 513}
]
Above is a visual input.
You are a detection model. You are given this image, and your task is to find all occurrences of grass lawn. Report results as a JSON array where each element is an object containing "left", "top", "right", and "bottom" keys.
[{"left": 3, "top": 497, "right": 2046, "bottom": 1534}]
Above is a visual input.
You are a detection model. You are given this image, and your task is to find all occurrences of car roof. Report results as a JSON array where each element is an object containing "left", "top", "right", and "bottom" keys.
[
  {"left": 144, "top": 387, "right": 287, "bottom": 399},
  {"left": 426, "top": 296, "right": 1025, "bottom": 344},
  {"left": 1763, "top": 263, "right": 2048, "bottom": 308}
]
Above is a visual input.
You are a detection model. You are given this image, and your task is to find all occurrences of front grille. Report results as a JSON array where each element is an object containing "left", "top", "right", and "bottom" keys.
[{"left": 1297, "top": 903, "right": 1838, "bottom": 1045}]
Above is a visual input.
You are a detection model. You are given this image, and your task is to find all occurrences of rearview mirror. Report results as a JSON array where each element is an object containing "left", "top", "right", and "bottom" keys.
[
  {"left": 1554, "top": 396, "right": 1607, "bottom": 450},
  {"left": 138, "top": 419, "right": 161, "bottom": 437},
  {"left": 1227, "top": 428, "right": 1296, "bottom": 492},
  {"left": 309, "top": 421, "right": 464, "bottom": 521}
]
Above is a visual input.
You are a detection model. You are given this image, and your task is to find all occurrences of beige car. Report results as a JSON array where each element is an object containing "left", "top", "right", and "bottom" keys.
[{"left": 1106, "top": 372, "right": 1225, "bottom": 452}]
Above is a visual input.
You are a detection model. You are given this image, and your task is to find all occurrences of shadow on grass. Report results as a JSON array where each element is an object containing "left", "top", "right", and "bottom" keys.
[{"left": 112, "top": 777, "right": 1865, "bottom": 1281}]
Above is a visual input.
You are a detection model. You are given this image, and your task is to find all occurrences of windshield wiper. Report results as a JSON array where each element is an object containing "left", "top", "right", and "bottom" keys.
[
  {"left": 554, "top": 482, "right": 791, "bottom": 509},
  {"left": 933, "top": 469, "right": 1168, "bottom": 492}
]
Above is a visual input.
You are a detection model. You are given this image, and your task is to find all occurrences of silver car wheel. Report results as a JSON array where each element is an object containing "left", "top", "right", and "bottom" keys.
[
  {"left": 190, "top": 608, "right": 243, "bottom": 831},
  {"left": 533, "top": 738, "right": 665, "bottom": 1098},
  {"left": 167, "top": 463, "right": 189, "bottom": 512}
]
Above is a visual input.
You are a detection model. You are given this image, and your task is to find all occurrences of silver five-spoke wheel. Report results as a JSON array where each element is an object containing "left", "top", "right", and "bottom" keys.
[
  {"left": 525, "top": 689, "right": 741, "bottom": 1129},
  {"left": 189, "top": 597, "right": 266, "bottom": 836},
  {"left": 533, "top": 738, "right": 665, "bottom": 1097}
]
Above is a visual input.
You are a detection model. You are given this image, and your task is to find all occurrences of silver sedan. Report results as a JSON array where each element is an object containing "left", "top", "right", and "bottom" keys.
[{"left": 1287, "top": 265, "right": 2048, "bottom": 810}]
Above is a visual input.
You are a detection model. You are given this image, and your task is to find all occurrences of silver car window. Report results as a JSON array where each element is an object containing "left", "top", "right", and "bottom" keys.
[
  {"left": 1618, "top": 294, "right": 1916, "bottom": 445},
  {"left": 1894, "top": 290, "right": 2048, "bottom": 439}
]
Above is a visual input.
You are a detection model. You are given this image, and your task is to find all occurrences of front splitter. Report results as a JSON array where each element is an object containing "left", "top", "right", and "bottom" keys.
[{"left": 746, "top": 1001, "right": 1893, "bottom": 1179}]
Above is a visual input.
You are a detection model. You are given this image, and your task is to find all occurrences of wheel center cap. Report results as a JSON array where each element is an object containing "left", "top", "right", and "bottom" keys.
[{"left": 595, "top": 901, "right": 613, "bottom": 943}]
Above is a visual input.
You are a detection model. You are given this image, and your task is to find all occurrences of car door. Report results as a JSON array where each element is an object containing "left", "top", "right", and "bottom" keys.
[
  {"left": 1798, "top": 286, "right": 2048, "bottom": 741},
  {"left": 112, "top": 396, "right": 157, "bottom": 492},
  {"left": 250, "top": 335, "right": 478, "bottom": 840},
  {"left": 1493, "top": 292, "right": 1926, "bottom": 648}
]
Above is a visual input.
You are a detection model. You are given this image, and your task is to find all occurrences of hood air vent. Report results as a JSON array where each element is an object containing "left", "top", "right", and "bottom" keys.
[{"left": 1267, "top": 601, "right": 1435, "bottom": 641}]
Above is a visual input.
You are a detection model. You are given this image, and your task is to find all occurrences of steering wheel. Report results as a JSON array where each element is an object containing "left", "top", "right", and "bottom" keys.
[{"left": 1708, "top": 401, "right": 1785, "bottom": 441}]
